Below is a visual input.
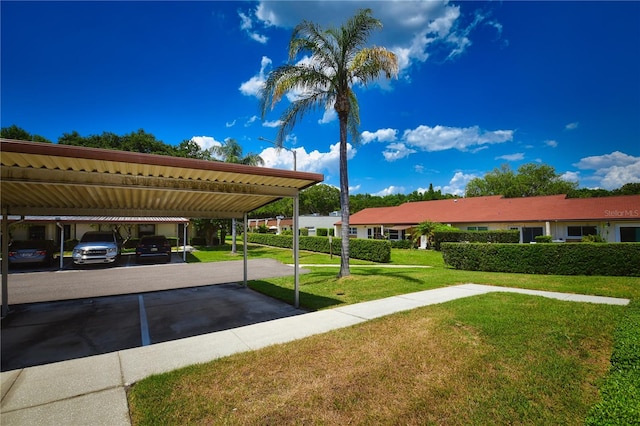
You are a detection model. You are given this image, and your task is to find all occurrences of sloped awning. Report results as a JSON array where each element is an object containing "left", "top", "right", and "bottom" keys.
[
  {"left": 0, "top": 139, "right": 323, "bottom": 218},
  {"left": 388, "top": 225, "right": 413, "bottom": 230}
]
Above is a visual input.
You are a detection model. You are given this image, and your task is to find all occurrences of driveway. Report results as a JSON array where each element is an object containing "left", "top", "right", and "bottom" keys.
[{"left": 1, "top": 259, "right": 308, "bottom": 371}]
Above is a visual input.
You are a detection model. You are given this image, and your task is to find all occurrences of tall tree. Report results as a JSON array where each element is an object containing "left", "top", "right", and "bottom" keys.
[
  {"left": 210, "top": 138, "right": 264, "bottom": 166},
  {"left": 260, "top": 9, "right": 398, "bottom": 277},
  {"left": 1, "top": 124, "right": 51, "bottom": 143},
  {"left": 465, "top": 163, "right": 578, "bottom": 198}
]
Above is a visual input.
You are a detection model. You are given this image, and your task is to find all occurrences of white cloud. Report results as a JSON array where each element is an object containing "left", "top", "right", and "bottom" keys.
[
  {"left": 561, "top": 171, "right": 580, "bottom": 183},
  {"left": 495, "top": 152, "right": 524, "bottom": 161},
  {"left": 382, "top": 142, "right": 417, "bottom": 161},
  {"left": 245, "top": 116, "right": 259, "bottom": 127},
  {"left": 190, "top": 136, "right": 222, "bottom": 151},
  {"left": 239, "top": 56, "right": 272, "bottom": 98},
  {"left": 402, "top": 124, "right": 513, "bottom": 153},
  {"left": 259, "top": 141, "right": 355, "bottom": 174},
  {"left": 573, "top": 151, "right": 640, "bottom": 189},
  {"left": 414, "top": 164, "right": 424, "bottom": 174},
  {"left": 374, "top": 185, "right": 406, "bottom": 197},
  {"left": 440, "top": 171, "right": 476, "bottom": 196},
  {"left": 318, "top": 108, "right": 336, "bottom": 124},
  {"left": 225, "top": 120, "right": 236, "bottom": 128},
  {"left": 253, "top": 1, "right": 503, "bottom": 73},
  {"left": 262, "top": 120, "right": 283, "bottom": 128},
  {"left": 565, "top": 122, "right": 579, "bottom": 130},
  {"left": 545, "top": 139, "right": 558, "bottom": 148},
  {"left": 238, "top": 10, "right": 268, "bottom": 44},
  {"left": 349, "top": 184, "right": 361, "bottom": 193},
  {"left": 361, "top": 128, "right": 398, "bottom": 144}
]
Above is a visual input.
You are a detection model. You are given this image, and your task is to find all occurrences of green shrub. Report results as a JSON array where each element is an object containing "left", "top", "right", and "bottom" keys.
[
  {"left": 390, "top": 240, "right": 414, "bottom": 249},
  {"left": 441, "top": 242, "right": 640, "bottom": 277},
  {"left": 317, "top": 228, "right": 328, "bottom": 237},
  {"left": 535, "top": 235, "right": 553, "bottom": 243},
  {"left": 586, "top": 300, "right": 640, "bottom": 425},
  {"left": 247, "top": 234, "right": 391, "bottom": 262},
  {"left": 583, "top": 234, "right": 606, "bottom": 243},
  {"left": 124, "top": 238, "right": 139, "bottom": 249},
  {"left": 434, "top": 230, "right": 519, "bottom": 250},
  {"left": 300, "top": 228, "right": 309, "bottom": 237}
]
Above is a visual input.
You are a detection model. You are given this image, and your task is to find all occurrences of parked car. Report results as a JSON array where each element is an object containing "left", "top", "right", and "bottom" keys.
[
  {"left": 135, "top": 235, "right": 172, "bottom": 263},
  {"left": 8, "top": 240, "right": 57, "bottom": 267},
  {"left": 72, "top": 231, "right": 122, "bottom": 265}
]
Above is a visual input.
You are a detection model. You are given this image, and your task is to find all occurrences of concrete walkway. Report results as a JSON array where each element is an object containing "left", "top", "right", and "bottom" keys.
[{"left": 0, "top": 283, "right": 629, "bottom": 425}]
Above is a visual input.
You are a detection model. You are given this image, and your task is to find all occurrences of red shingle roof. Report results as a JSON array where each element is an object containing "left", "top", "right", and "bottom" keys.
[{"left": 347, "top": 194, "right": 640, "bottom": 225}]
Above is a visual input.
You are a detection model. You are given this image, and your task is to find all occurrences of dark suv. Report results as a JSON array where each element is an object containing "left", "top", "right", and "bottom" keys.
[
  {"left": 135, "top": 235, "right": 172, "bottom": 263},
  {"left": 72, "top": 231, "right": 122, "bottom": 265}
]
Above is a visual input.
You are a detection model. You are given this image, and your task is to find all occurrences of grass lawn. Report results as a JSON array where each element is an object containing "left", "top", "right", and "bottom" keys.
[{"left": 128, "top": 243, "right": 639, "bottom": 425}]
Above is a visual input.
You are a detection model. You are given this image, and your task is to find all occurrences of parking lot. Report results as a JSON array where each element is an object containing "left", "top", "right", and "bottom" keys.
[{"left": 1, "top": 258, "right": 307, "bottom": 372}]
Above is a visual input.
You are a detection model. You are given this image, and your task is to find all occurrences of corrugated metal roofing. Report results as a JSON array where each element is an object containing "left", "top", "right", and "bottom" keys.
[
  {"left": 1, "top": 139, "right": 324, "bottom": 218},
  {"left": 6, "top": 216, "right": 190, "bottom": 223},
  {"left": 347, "top": 194, "right": 640, "bottom": 225}
]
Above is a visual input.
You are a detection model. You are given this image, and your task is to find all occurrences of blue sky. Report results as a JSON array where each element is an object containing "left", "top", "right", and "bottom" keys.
[{"left": 2, "top": 1, "right": 639, "bottom": 196}]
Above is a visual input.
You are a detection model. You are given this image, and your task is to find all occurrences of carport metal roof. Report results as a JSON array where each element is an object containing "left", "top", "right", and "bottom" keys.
[
  {"left": 0, "top": 139, "right": 323, "bottom": 218},
  {"left": 1, "top": 138, "right": 324, "bottom": 314}
]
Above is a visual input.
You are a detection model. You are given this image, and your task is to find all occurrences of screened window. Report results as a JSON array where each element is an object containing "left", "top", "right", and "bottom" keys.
[
  {"left": 467, "top": 226, "right": 488, "bottom": 231},
  {"left": 349, "top": 227, "right": 358, "bottom": 236}
]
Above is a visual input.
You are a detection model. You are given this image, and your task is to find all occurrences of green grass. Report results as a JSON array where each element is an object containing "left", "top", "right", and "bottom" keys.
[
  {"left": 127, "top": 243, "right": 639, "bottom": 424},
  {"left": 128, "top": 293, "right": 623, "bottom": 425}
]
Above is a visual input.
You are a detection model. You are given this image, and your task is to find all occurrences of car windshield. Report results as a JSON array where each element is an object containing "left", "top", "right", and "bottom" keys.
[{"left": 81, "top": 233, "right": 114, "bottom": 243}]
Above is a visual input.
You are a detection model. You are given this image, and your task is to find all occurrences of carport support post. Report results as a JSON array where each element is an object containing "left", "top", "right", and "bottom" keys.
[
  {"left": 243, "top": 213, "right": 248, "bottom": 287},
  {"left": 56, "top": 221, "right": 64, "bottom": 270},
  {"left": 293, "top": 194, "right": 300, "bottom": 308},
  {"left": 2, "top": 208, "right": 9, "bottom": 316}
]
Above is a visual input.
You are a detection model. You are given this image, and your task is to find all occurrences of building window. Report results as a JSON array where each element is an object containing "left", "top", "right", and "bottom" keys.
[
  {"left": 620, "top": 227, "right": 640, "bottom": 242},
  {"left": 567, "top": 226, "right": 597, "bottom": 237},
  {"left": 29, "top": 225, "right": 46, "bottom": 240},
  {"left": 387, "top": 230, "right": 403, "bottom": 240},
  {"left": 522, "top": 227, "right": 543, "bottom": 243},
  {"left": 467, "top": 226, "right": 488, "bottom": 231},
  {"left": 138, "top": 224, "right": 155, "bottom": 237},
  {"left": 349, "top": 227, "right": 358, "bottom": 236},
  {"left": 367, "top": 227, "right": 382, "bottom": 239}
]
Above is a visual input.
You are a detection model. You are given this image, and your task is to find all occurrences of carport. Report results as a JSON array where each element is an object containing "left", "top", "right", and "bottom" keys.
[{"left": 0, "top": 138, "right": 324, "bottom": 315}]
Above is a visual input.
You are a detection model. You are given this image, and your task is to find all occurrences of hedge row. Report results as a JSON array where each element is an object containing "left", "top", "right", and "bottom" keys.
[
  {"left": 247, "top": 233, "right": 391, "bottom": 263},
  {"left": 586, "top": 300, "right": 640, "bottom": 425},
  {"left": 441, "top": 242, "right": 640, "bottom": 276},
  {"left": 433, "top": 230, "right": 519, "bottom": 250}
]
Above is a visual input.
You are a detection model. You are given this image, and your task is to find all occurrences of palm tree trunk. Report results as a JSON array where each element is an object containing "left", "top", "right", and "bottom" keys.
[{"left": 338, "top": 115, "right": 350, "bottom": 278}]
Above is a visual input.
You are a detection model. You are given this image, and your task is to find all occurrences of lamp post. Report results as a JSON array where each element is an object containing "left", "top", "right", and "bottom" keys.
[{"left": 258, "top": 136, "right": 297, "bottom": 171}]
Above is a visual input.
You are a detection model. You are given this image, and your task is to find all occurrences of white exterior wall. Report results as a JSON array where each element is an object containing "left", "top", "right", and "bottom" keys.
[{"left": 339, "top": 220, "right": 640, "bottom": 243}]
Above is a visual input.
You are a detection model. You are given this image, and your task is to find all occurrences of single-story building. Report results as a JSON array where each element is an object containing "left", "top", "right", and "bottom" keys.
[
  {"left": 5, "top": 216, "right": 191, "bottom": 246},
  {"left": 337, "top": 194, "right": 640, "bottom": 247},
  {"left": 248, "top": 213, "right": 339, "bottom": 236}
]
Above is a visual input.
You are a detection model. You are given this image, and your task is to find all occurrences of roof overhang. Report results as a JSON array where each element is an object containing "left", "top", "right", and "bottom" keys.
[{"left": 0, "top": 139, "right": 324, "bottom": 218}]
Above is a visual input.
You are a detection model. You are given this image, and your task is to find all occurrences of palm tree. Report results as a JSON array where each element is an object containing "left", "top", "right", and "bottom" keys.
[
  {"left": 211, "top": 138, "right": 264, "bottom": 166},
  {"left": 260, "top": 8, "right": 398, "bottom": 277},
  {"left": 211, "top": 138, "right": 264, "bottom": 253}
]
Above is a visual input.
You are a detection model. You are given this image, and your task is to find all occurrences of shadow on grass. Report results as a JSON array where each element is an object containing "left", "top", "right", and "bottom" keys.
[{"left": 249, "top": 279, "right": 343, "bottom": 311}]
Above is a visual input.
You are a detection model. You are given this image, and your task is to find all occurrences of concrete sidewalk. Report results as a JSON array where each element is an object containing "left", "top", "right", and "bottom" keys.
[{"left": 0, "top": 284, "right": 629, "bottom": 425}]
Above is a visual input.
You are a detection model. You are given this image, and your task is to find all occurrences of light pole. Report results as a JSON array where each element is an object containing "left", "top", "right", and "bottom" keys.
[{"left": 258, "top": 136, "right": 297, "bottom": 171}]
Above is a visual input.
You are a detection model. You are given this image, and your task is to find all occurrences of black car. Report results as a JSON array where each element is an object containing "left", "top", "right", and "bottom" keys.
[
  {"left": 135, "top": 235, "right": 172, "bottom": 263},
  {"left": 8, "top": 240, "right": 57, "bottom": 267}
]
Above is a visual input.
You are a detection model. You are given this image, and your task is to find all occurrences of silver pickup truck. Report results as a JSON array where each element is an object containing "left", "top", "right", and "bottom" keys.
[{"left": 72, "top": 231, "right": 122, "bottom": 265}]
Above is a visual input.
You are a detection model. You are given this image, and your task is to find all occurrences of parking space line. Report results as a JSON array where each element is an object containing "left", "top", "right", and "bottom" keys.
[{"left": 138, "top": 295, "right": 151, "bottom": 346}]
